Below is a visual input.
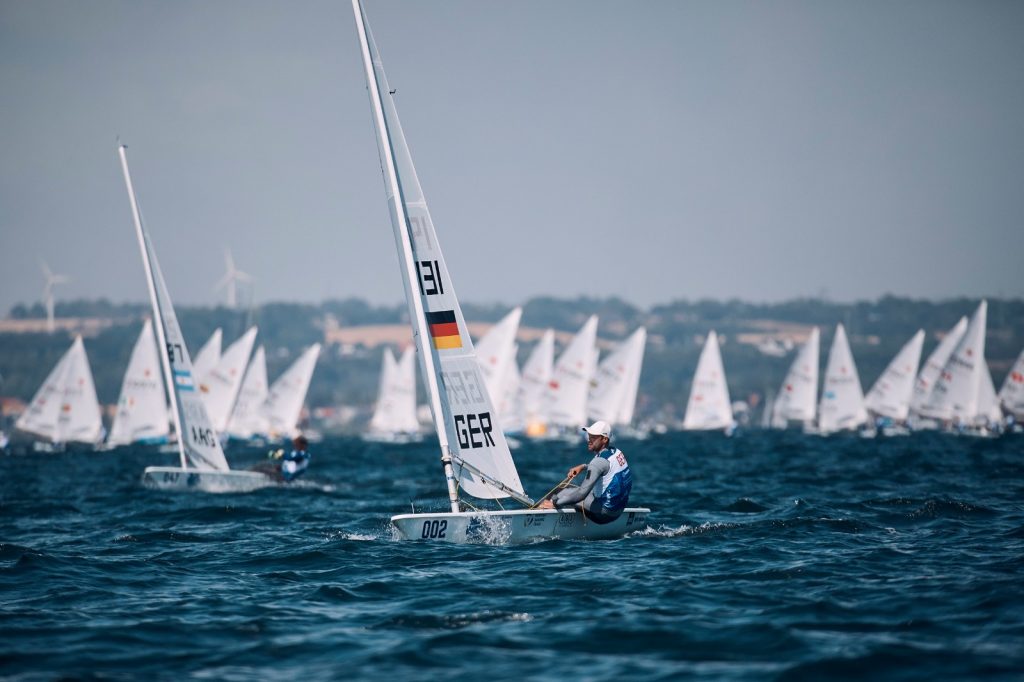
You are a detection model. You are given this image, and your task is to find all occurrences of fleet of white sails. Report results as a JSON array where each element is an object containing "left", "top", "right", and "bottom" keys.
[
  {"left": 17, "top": 297, "right": 1019, "bottom": 449},
  {"left": 14, "top": 319, "right": 321, "bottom": 451}
]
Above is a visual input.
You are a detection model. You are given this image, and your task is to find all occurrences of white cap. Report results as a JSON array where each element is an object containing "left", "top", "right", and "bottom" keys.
[{"left": 581, "top": 420, "right": 611, "bottom": 438}]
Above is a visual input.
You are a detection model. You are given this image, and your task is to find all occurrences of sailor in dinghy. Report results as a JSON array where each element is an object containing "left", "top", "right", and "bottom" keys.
[
  {"left": 351, "top": 0, "right": 648, "bottom": 542},
  {"left": 537, "top": 421, "right": 634, "bottom": 525}
]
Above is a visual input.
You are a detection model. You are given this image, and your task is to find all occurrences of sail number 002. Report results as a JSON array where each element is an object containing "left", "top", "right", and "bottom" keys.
[{"left": 421, "top": 519, "right": 448, "bottom": 539}]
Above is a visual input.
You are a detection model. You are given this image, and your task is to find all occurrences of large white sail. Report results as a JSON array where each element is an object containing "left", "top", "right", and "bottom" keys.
[
  {"left": 919, "top": 301, "right": 987, "bottom": 422},
  {"left": 107, "top": 319, "right": 170, "bottom": 445},
  {"left": 369, "top": 346, "right": 420, "bottom": 435},
  {"left": 910, "top": 316, "right": 968, "bottom": 416},
  {"left": 16, "top": 336, "right": 102, "bottom": 444},
  {"left": 354, "top": 0, "right": 524, "bottom": 504},
  {"left": 192, "top": 329, "right": 222, "bottom": 383},
  {"left": 519, "top": 329, "right": 555, "bottom": 435},
  {"left": 818, "top": 324, "right": 868, "bottom": 434},
  {"left": 589, "top": 327, "right": 647, "bottom": 427},
  {"left": 264, "top": 343, "right": 321, "bottom": 438},
  {"left": 545, "top": 315, "right": 599, "bottom": 429},
  {"left": 200, "top": 326, "right": 257, "bottom": 433},
  {"left": 475, "top": 308, "right": 522, "bottom": 422},
  {"left": 772, "top": 327, "right": 819, "bottom": 427},
  {"left": 683, "top": 330, "right": 733, "bottom": 430},
  {"left": 864, "top": 330, "right": 925, "bottom": 422},
  {"left": 118, "top": 145, "right": 230, "bottom": 472},
  {"left": 997, "top": 347, "right": 1024, "bottom": 419},
  {"left": 225, "top": 345, "right": 269, "bottom": 440}
]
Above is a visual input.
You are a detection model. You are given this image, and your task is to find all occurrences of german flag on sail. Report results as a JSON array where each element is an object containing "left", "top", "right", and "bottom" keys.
[{"left": 426, "top": 310, "right": 462, "bottom": 350}]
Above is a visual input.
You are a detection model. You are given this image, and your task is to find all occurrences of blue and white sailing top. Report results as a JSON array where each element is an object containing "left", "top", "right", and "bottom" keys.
[
  {"left": 552, "top": 446, "right": 633, "bottom": 515},
  {"left": 591, "top": 447, "right": 632, "bottom": 513}
]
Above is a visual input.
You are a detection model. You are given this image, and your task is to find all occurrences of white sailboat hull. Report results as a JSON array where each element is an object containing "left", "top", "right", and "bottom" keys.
[
  {"left": 141, "top": 466, "right": 274, "bottom": 493},
  {"left": 391, "top": 507, "right": 650, "bottom": 544}
]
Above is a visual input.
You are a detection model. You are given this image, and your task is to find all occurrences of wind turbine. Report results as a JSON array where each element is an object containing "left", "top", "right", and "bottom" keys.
[
  {"left": 39, "top": 260, "right": 69, "bottom": 334},
  {"left": 213, "top": 249, "right": 253, "bottom": 309}
]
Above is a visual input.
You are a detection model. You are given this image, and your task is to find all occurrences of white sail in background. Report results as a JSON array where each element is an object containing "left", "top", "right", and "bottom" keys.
[
  {"left": 976, "top": 364, "right": 1003, "bottom": 426},
  {"left": 919, "top": 301, "right": 987, "bottom": 422},
  {"left": 771, "top": 327, "right": 819, "bottom": 427},
  {"left": 818, "top": 324, "right": 868, "bottom": 434},
  {"left": 910, "top": 316, "right": 967, "bottom": 416},
  {"left": 354, "top": 0, "right": 524, "bottom": 503},
  {"left": 199, "top": 326, "right": 257, "bottom": 433},
  {"left": 107, "top": 319, "right": 170, "bottom": 445},
  {"left": 264, "top": 343, "right": 321, "bottom": 438},
  {"left": 119, "top": 145, "right": 230, "bottom": 472},
  {"left": 683, "top": 330, "right": 733, "bottom": 430},
  {"left": 519, "top": 329, "right": 555, "bottom": 434},
  {"left": 545, "top": 315, "right": 599, "bottom": 429},
  {"left": 53, "top": 336, "right": 103, "bottom": 444},
  {"left": 192, "top": 329, "right": 222, "bottom": 383},
  {"left": 16, "top": 336, "right": 102, "bottom": 444},
  {"left": 589, "top": 327, "right": 647, "bottom": 427},
  {"left": 475, "top": 307, "right": 522, "bottom": 422},
  {"left": 760, "top": 391, "right": 775, "bottom": 429},
  {"left": 369, "top": 346, "right": 419, "bottom": 435},
  {"left": 225, "top": 345, "right": 269, "bottom": 440},
  {"left": 615, "top": 328, "right": 646, "bottom": 425},
  {"left": 498, "top": 359, "right": 523, "bottom": 432},
  {"left": 16, "top": 340, "right": 73, "bottom": 442},
  {"left": 998, "top": 347, "right": 1024, "bottom": 419},
  {"left": 864, "top": 330, "right": 925, "bottom": 422}
]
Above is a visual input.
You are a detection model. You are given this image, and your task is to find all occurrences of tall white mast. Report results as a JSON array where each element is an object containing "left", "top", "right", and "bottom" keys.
[
  {"left": 351, "top": 0, "right": 459, "bottom": 512},
  {"left": 118, "top": 145, "right": 187, "bottom": 470}
]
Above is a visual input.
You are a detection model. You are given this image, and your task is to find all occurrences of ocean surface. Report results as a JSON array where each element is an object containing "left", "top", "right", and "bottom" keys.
[{"left": 1, "top": 430, "right": 1022, "bottom": 681}]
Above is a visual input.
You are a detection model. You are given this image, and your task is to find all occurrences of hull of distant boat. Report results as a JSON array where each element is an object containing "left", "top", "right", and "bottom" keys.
[
  {"left": 391, "top": 507, "right": 651, "bottom": 544},
  {"left": 363, "top": 431, "right": 425, "bottom": 445},
  {"left": 141, "top": 466, "right": 274, "bottom": 493}
]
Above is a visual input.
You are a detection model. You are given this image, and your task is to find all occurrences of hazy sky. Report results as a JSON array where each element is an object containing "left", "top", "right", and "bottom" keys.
[{"left": 2, "top": 0, "right": 1022, "bottom": 315}]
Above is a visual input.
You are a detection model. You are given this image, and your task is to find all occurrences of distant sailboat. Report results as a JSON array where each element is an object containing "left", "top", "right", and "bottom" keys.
[
  {"left": 199, "top": 326, "right": 258, "bottom": 433},
  {"left": 192, "top": 329, "right": 222, "bottom": 383},
  {"left": 367, "top": 346, "right": 421, "bottom": 442},
  {"left": 225, "top": 345, "right": 269, "bottom": 441},
  {"left": 475, "top": 307, "right": 522, "bottom": 430},
  {"left": 543, "top": 315, "right": 599, "bottom": 434},
  {"left": 771, "top": 327, "right": 819, "bottom": 428},
  {"left": 263, "top": 343, "right": 321, "bottom": 438},
  {"left": 16, "top": 335, "right": 103, "bottom": 447},
  {"left": 976, "top": 364, "right": 1004, "bottom": 431},
  {"left": 519, "top": 329, "right": 554, "bottom": 436},
  {"left": 588, "top": 327, "right": 647, "bottom": 431},
  {"left": 118, "top": 144, "right": 271, "bottom": 492},
  {"left": 864, "top": 329, "right": 924, "bottom": 436},
  {"left": 682, "top": 330, "right": 734, "bottom": 432},
  {"left": 817, "top": 324, "right": 868, "bottom": 435},
  {"left": 352, "top": 0, "right": 647, "bottom": 541},
  {"left": 107, "top": 319, "right": 170, "bottom": 446},
  {"left": 916, "top": 301, "right": 987, "bottom": 427},
  {"left": 997, "top": 347, "right": 1024, "bottom": 422},
  {"left": 909, "top": 316, "right": 968, "bottom": 424}
]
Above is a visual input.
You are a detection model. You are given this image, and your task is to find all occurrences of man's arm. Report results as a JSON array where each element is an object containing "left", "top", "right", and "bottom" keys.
[{"left": 551, "top": 458, "right": 609, "bottom": 506}]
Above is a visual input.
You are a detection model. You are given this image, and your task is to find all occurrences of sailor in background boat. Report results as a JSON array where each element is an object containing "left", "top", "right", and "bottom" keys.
[
  {"left": 537, "top": 420, "right": 633, "bottom": 524},
  {"left": 269, "top": 435, "right": 312, "bottom": 482}
]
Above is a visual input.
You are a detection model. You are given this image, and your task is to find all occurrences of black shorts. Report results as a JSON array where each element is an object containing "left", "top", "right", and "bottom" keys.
[{"left": 582, "top": 507, "right": 622, "bottom": 525}]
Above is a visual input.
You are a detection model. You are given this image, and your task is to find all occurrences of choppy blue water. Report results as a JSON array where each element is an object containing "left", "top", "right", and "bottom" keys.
[{"left": 1, "top": 431, "right": 1022, "bottom": 680}]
